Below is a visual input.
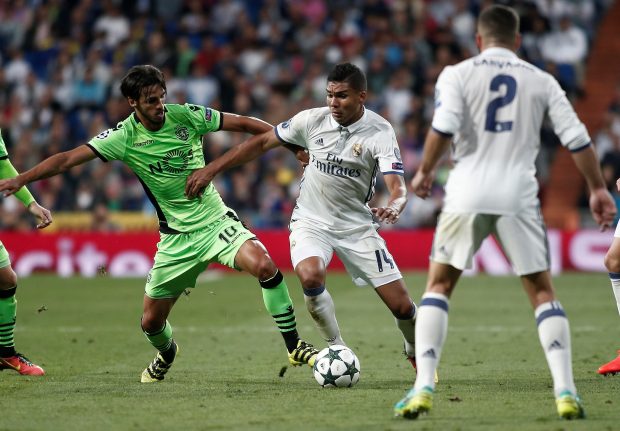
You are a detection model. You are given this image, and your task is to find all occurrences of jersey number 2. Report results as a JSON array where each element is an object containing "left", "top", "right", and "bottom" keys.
[{"left": 485, "top": 74, "right": 517, "bottom": 133}]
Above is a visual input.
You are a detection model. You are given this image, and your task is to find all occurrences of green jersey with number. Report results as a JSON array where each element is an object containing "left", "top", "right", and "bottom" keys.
[{"left": 88, "top": 103, "right": 228, "bottom": 233}]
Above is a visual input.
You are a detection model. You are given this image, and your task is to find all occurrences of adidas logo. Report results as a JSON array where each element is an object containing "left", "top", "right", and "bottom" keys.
[
  {"left": 548, "top": 340, "right": 564, "bottom": 351},
  {"left": 422, "top": 348, "right": 436, "bottom": 359},
  {"left": 314, "top": 137, "right": 324, "bottom": 146}
]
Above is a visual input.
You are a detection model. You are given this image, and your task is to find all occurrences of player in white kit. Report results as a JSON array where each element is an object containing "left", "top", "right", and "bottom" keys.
[
  {"left": 393, "top": 5, "right": 616, "bottom": 421},
  {"left": 599, "top": 177, "right": 620, "bottom": 376},
  {"left": 186, "top": 63, "right": 421, "bottom": 375}
]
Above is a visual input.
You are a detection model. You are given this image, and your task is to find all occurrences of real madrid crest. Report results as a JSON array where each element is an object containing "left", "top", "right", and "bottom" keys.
[{"left": 352, "top": 143, "right": 362, "bottom": 157}]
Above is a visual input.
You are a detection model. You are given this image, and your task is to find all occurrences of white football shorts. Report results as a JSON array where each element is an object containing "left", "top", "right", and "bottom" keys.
[
  {"left": 431, "top": 206, "right": 550, "bottom": 276},
  {"left": 289, "top": 219, "right": 402, "bottom": 287}
]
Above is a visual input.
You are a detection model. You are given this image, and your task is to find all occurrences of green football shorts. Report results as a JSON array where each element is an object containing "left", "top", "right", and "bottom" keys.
[
  {"left": 145, "top": 211, "right": 255, "bottom": 299},
  {"left": 0, "top": 241, "right": 10, "bottom": 269}
]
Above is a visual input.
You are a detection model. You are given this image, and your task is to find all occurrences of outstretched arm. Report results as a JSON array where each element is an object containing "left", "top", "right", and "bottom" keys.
[
  {"left": 571, "top": 145, "right": 617, "bottom": 230},
  {"left": 220, "top": 112, "right": 272, "bottom": 135},
  {"left": 185, "top": 129, "right": 282, "bottom": 198},
  {"left": 410, "top": 129, "right": 452, "bottom": 198},
  {"left": 372, "top": 174, "right": 407, "bottom": 224},
  {"left": 221, "top": 112, "right": 307, "bottom": 164},
  {"left": 0, "top": 145, "right": 97, "bottom": 196}
]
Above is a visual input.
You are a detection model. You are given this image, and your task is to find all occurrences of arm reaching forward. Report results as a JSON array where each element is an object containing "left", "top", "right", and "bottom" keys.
[
  {"left": 0, "top": 145, "right": 97, "bottom": 196},
  {"left": 185, "top": 129, "right": 282, "bottom": 198}
]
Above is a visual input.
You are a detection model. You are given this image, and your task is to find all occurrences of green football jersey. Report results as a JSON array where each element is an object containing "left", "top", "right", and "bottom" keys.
[
  {"left": 0, "top": 130, "right": 8, "bottom": 159},
  {"left": 88, "top": 103, "right": 228, "bottom": 233}
]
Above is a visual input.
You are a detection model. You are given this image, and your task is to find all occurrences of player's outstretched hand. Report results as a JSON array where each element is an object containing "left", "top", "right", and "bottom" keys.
[
  {"left": 185, "top": 167, "right": 215, "bottom": 199},
  {"left": 0, "top": 177, "right": 24, "bottom": 197},
  {"left": 28, "top": 202, "right": 53, "bottom": 229},
  {"left": 410, "top": 170, "right": 434, "bottom": 199},
  {"left": 589, "top": 187, "right": 617, "bottom": 231},
  {"left": 371, "top": 206, "right": 400, "bottom": 224}
]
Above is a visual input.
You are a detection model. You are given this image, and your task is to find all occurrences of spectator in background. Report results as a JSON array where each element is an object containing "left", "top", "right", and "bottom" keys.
[
  {"left": 93, "top": 1, "right": 130, "bottom": 50},
  {"left": 540, "top": 14, "right": 588, "bottom": 97},
  {"left": 0, "top": 1, "right": 612, "bottom": 230}
]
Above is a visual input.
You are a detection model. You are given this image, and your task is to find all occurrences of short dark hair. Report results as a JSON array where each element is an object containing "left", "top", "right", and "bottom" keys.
[
  {"left": 327, "top": 63, "right": 367, "bottom": 92},
  {"left": 477, "top": 5, "right": 520, "bottom": 45},
  {"left": 120, "top": 65, "right": 167, "bottom": 100}
]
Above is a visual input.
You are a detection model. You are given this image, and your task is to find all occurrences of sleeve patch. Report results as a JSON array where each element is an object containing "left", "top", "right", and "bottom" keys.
[{"left": 95, "top": 130, "right": 111, "bottom": 140}]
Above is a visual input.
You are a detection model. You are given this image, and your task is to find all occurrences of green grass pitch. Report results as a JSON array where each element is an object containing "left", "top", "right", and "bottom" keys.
[{"left": 2, "top": 272, "right": 619, "bottom": 431}]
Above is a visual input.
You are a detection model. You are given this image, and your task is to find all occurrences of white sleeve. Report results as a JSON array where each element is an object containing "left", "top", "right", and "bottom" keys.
[
  {"left": 274, "top": 110, "right": 309, "bottom": 149},
  {"left": 376, "top": 126, "right": 404, "bottom": 175},
  {"left": 431, "top": 66, "right": 463, "bottom": 135},
  {"left": 545, "top": 76, "right": 591, "bottom": 151}
]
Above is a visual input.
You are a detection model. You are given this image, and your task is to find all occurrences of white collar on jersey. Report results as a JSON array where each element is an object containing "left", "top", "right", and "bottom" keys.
[
  {"left": 479, "top": 47, "right": 518, "bottom": 59},
  {"left": 329, "top": 106, "right": 368, "bottom": 134}
]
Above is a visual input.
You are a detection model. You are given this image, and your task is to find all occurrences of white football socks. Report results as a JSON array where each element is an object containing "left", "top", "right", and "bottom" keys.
[
  {"left": 609, "top": 273, "right": 620, "bottom": 315},
  {"left": 535, "top": 301, "right": 576, "bottom": 397},
  {"left": 303, "top": 287, "right": 345, "bottom": 346},
  {"left": 413, "top": 292, "right": 449, "bottom": 391},
  {"left": 395, "top": 305, "right": 417, "bottom": 358}
]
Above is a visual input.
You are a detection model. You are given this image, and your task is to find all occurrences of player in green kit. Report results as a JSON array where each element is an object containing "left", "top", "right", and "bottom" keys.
[
  {"left": 0, "top": 130, "right": 52, "bottom": 376},
  {"left": 0, "top": 65, "right": 318, "bottom": 382}
]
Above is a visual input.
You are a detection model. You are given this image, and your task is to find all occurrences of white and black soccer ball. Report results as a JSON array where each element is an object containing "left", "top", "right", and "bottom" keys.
[{"left": 312, "top": 345, "right": 360, "bottom": 388}]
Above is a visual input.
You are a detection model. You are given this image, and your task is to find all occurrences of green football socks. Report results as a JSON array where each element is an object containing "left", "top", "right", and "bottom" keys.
[
  {"left": 0, "top": 286, "right": 17, "bottom": 357},
  {"left": 144, "top": 320, "right": 173, "bottom": 355},
  {"left": 260, "top": 270, "right": 299, "bottom": 352}
]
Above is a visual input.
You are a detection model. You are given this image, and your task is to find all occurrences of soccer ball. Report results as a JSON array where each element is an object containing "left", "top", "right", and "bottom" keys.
[{"left": 312, "top": 345, "right": 360, "bottom": 388}]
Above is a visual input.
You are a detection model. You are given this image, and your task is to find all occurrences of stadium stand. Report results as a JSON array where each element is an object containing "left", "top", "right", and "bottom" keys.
[{"left": 0, "top": 0, "right": 614, "bottom": 231}]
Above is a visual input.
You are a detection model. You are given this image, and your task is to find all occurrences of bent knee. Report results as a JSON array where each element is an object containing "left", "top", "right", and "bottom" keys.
[
  {"left": 391, "top": 299, "right": 415, "bottom": 319},
  {"left": 0, "top": 269, "right": 17, "bottom": 290},
  {"left": 297, "top": 268, "right": 325, "bottom": 290},
  {"left": 605, "top": 252, "right": 620, "bottom": 274},
  {"left": 255, "top": 258, "right": 278, "bottom": 282},
  {"left": 141, "top": 314, "right": 165, "bottom": 334}
]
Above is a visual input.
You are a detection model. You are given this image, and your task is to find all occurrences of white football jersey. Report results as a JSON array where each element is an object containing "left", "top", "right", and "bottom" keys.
[
  {"left": 432, "top": 47, "right": 590, "bottom": 215},
  {"left": 276, "top": 107, "right": 404, "bottom": 230}
]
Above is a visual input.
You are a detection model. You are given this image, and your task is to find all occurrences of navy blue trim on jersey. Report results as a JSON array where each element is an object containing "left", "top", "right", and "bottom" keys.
[
  {"left": 569, "top": 141, "right": 591, "bottom": 153},
  {"left": 382, "top": 171, "right": 404, "bottom": 176},
  {"left": 0, "top": 156, "right": 8, "bottom": 160},
  {"left": 364, "top": 160, "right": 379, "bottom": 203},
  {"left": 134, "top": 174, "right": 181, "bottom": 234},
  {"left": 420, "top": 297, "right": 449, "bottom": 312},
  {"left": 536, "top": 307, "right": 566, "bottom": 326},
  {"left": 86, "top": 144, "right": 108, "bottom": 162},
  {"left": 610, "top": 272, "right": 620, "bottom": 280},
  {"left": 274, "top": 126, "right": 295, "bottom": 146},
  {"left": 432, "top": 126, "right": 453, "bottom": 137}
]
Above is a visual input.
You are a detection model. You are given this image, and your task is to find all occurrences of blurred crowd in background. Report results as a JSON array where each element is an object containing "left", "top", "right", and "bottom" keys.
[{"left": 0, "top": 0, "right": 616, "bottom": 231}]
